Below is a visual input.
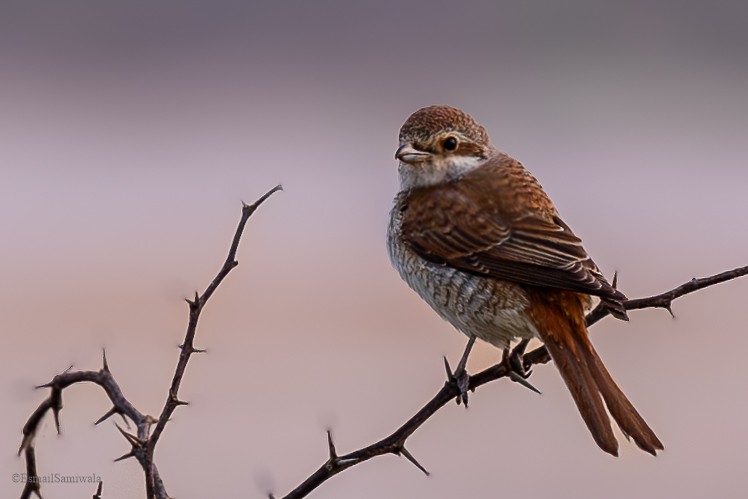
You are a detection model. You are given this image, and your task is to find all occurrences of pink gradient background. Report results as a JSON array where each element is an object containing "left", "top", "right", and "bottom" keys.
[{"left": 2, "top": 2, "right": 747, "bottom": 498}]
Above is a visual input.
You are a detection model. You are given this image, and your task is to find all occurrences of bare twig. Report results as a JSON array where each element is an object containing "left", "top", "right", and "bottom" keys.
[
  {"left": 145, "top": 184, "right": 282, "bottom": 496},
  {"left": 16, "top": 185, "right": 281, "bottom": 499},
  {"left": 276, "top": 264, "right": 748, "bottom": 499}
]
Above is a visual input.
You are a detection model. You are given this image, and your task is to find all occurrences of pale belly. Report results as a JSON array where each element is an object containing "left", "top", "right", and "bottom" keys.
[{"left": 387, "top": 225, "right": 539, "bottom": 350}]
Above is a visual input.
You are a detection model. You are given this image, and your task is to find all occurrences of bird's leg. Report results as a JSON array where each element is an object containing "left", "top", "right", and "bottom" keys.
[
  {"left": 443, "top": 335, "right": 476, "bottom": 407},
  {"left": 502, "top": 339, "right": 541, "bottom": 394}
]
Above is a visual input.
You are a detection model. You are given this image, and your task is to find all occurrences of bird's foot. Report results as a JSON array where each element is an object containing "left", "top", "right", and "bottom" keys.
[
  {"left": 444, "top": 335, "right": 476, "bottom": 407},
  {"left": 502, "top": 339, "right": 541, "bottom": 394}
]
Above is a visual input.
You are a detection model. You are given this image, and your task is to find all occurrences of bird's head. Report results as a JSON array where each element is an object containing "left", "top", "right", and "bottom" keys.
[{"left": 395, "top": 105, "right": 494, "bottom": 190}]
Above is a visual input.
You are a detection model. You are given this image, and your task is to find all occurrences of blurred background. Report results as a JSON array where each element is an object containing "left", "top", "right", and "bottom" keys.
[{"left": 2, "top": 1, "right": 747, "bottom": 498}]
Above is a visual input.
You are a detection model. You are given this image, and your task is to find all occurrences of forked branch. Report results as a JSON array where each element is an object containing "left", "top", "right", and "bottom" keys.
[{"left": 16, "top": 185, "right": 282, "bottom": 499}]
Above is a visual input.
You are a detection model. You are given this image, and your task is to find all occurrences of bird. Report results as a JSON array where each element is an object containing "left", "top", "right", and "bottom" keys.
[{"left": 387, "top": 104, "right": 663, "bottom": 456}]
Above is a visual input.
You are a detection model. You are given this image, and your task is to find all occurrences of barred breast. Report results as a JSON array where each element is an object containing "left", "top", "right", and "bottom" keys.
[{"left": 387, "top": 194, "right": 538, "bottom": 350}]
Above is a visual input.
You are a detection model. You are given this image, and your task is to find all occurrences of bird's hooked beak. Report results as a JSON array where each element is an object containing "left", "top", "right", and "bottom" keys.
[{"left": 395, "top": 144, "right": 432, "bottom": 164}]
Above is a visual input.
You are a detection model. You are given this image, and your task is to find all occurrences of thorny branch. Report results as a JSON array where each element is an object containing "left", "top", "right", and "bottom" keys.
[
  {"left": 275, "top": 264, "right": 748, "bottom": 499},
  {"left": 16, "top": 185, "right": 282, "bottom": 499}
]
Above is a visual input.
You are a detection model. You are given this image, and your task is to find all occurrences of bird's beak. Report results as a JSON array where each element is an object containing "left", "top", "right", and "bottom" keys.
[{"left": 395, "top": 144, "right": 431, "bottom": 164}]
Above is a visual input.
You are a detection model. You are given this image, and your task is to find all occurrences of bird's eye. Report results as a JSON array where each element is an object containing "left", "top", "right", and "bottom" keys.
[{"left": 442, "top": 136, "right": 458, "bottom": 151}]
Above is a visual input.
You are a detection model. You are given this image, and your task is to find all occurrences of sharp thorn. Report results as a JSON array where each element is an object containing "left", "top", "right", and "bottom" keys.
[
  {"left": 399, "top": 446, "right": 430, "bottom": 476},
  {"left": 114, "top": 450, "right": 136, "bottom": 462},
  {"left": 185, "top": 292, "right": 201, "bottom": 307},
  {"left": 95, "top": 407, "right": 118, "bottom": 425},
  {"left": 665, "top": 304, "right": 675, "bottom": 318},
  {"left": 612, "top": 271, "right": 619, "bottom": 289},
  {"left": 179, "top": 343, "right": 200, "bottom": 354},
  {"left": 326, "top": 429, "right": 337, "bottom": 460},
  {"left": 443, "top": 356, "right": 454, "bottom": 381},
  {"left": 102, "top": 348, "right": 110, "bottom": 372},
  {"left": 508, "top": 371, "right": 542, "bottom": 395},
  {"left": 114, "top": 423, "right": 144, "bottom": 447},
  {"left": 179, "top": 343, "right": 206, "bottom": 353},
  {"left": 53, "top": 407, "right": 62, "bottom": 434}
]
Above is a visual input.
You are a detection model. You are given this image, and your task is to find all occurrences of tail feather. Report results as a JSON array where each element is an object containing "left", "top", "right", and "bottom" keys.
[
  {"left": 545, "top": 340, "right": 618, "bottom": 456},
  {"left": 543, "top": 336, "right": 619, "bottom": 455},
  {"left": 585, "top": 343, "right": 664, "bottom": 455},
  {"left": 531, "top": 291, "right": 663, "bottom": 456}
]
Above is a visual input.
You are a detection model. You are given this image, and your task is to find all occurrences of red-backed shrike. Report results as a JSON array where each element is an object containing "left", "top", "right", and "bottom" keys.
[{"left": 387, "top": 105, "right": 662, "bottom": 456}]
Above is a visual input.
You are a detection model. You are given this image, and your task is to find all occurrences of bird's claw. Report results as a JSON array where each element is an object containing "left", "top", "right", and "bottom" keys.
[
  {"left": 503, "top": 340, "right": 541, "bottom": 394},
  {"left": 444, "top": 357, "right": 471, "bottom": 406},
  {"left": 444, "top": 336, "right": 476, "bottom": 407}
]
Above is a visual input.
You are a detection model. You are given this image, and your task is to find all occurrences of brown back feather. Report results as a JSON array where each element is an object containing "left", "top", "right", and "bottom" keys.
[{"left": 401, "top": 157, "right": 626, "bottom": 303}]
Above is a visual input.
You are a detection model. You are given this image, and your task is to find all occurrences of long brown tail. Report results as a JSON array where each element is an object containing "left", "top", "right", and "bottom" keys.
[{"left": 529, "top": 292, "right": 663, "bottom": 456}]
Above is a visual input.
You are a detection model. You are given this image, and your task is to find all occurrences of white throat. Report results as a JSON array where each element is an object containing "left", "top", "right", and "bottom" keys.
[{"left": 398, "top": 155, "right": 485, "bottom": 190}]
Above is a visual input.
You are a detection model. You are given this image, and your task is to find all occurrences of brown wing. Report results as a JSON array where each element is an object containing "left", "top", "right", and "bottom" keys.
[{"left": 400, "top": 164, "right": 625, "bottom": 301}]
